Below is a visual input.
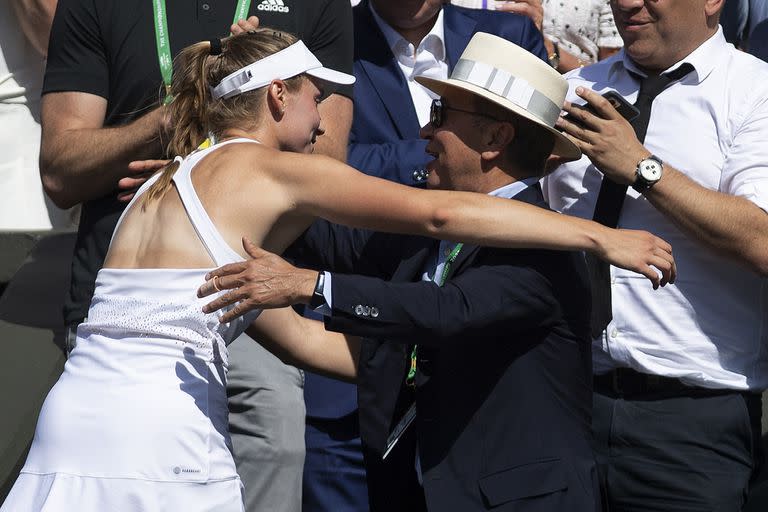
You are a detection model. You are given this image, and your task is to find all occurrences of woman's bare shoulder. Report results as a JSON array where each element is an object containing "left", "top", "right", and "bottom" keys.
[
  {"left": 194, "top": 141, "right": 284, "bottom": 182},
  {"left": 193, "top": 142, "right": 350, "bottom": 198}
]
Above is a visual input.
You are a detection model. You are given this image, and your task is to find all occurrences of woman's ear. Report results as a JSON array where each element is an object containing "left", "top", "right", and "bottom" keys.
[
  {"left": 480, "top": 121, "right": 515, "bottom": 162},
  {"left": 267, "top": 79, "right": 287, "bottom": 118}
]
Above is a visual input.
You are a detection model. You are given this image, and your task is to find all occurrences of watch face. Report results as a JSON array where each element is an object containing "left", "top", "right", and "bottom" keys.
[{"left": 639, "top": 159, "right": 662, "bottom": 182}]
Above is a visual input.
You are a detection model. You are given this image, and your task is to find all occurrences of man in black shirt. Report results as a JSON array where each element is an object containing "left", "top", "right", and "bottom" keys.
[{"left": 40, "top": 1, "right": 353, "bottom": 510}]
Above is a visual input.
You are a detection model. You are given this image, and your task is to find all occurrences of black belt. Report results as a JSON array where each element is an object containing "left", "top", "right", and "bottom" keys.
[{"left": 594, "top": 368, "right": 701, "bottom": 397}]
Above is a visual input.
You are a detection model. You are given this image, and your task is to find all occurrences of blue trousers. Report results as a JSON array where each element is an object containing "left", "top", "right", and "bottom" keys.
[{"left": 303, "top": 411, "right": 369, "bottom": 512}]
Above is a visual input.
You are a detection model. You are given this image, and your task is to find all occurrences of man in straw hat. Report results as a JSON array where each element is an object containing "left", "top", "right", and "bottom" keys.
[{"left": 199, "top": 32, "right": 604, "bottom": 511}]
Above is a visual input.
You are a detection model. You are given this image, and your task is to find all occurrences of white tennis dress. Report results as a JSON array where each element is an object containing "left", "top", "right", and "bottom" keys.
[{"left": 1, "top": 139, "right": 262, "bottom": 511}]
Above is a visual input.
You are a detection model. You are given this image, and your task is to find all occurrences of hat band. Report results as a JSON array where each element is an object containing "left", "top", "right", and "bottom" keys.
[
  {"left": 211, "top": 41, "right": 320, "bottom": 100},
  {"left": 452, "top": 59, "right": 561, "bottom": 127}
]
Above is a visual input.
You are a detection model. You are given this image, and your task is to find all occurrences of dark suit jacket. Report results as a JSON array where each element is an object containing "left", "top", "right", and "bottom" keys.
[
  {"left": 291, "top": 186, "right": 601, "bottom": 511},
  {"left": 348, "top": 1, "right": 548, "bottom": 185},
  {"left": 304, "top": 0, "right": 547, "bottom": 423}
]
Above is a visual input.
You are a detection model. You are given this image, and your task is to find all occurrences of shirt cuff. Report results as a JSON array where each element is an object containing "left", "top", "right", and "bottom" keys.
[{"left": 310, "top": 271, "right": 333, "bottom": 316}]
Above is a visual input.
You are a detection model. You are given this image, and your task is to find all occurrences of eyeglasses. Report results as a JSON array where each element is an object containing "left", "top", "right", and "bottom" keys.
[{"left": 429, "top": 99, "right": 502, "bottom": 128}]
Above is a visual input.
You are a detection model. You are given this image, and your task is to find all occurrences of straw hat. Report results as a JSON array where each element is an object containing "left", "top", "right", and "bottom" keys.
[{"left": 416, "top": 32, "right": 580, "bottom": 159}]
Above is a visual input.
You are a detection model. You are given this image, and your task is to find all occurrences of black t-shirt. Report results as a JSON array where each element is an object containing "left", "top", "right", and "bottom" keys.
[{"left": 43, "top": 0, "right": 353, "bottom": 325}]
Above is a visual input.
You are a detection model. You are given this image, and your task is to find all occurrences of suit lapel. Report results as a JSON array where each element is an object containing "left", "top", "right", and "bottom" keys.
[
  {"left": 443, "top": 4, "right": 476, "bottom": 71},
  {"left": 355, "top": 1, "right": 421, "bottom": 139},
  {"left": 390, "top": 237, "right": 434, "bottom": 282},
  {"left": 447, "top": 183, "right": 547, "bottom": 278}
]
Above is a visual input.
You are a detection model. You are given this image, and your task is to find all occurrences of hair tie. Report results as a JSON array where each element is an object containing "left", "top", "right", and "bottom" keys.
[{"left": 209, "top": 38, "right": 223, "bottom": 56}]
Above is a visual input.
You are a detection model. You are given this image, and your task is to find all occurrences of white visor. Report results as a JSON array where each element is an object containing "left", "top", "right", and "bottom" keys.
[{"left": 211, "top": 40, "right": 355, "bottom": 100}]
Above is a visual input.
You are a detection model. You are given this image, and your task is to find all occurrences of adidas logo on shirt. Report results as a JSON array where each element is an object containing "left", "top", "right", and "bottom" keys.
[{"left": 257, "top": 0, "right": 290, "bottom": 13}]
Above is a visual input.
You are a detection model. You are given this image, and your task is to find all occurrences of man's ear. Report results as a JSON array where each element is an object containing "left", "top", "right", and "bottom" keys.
[
  {"left": 480, "top": 120, "right": 515, "bottom": 162},
  {"left": 705, "top": 0, "right": 725, "bottom": 20},
  {"left": 704, "top": 0, "right": 725, "bottom": 24},
  {"left": 267, "top": 79, "right": 287, "bottom": 117}
]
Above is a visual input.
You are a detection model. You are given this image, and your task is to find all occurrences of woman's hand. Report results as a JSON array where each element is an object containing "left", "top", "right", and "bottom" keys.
[{"left": 594, "top": 227, "right": 676, "bottom": 289}]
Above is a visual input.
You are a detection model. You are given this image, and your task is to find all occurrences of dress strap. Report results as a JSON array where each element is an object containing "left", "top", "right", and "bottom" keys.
[{"left": 171, "top": 138, "right": 260, "bottom": 266}]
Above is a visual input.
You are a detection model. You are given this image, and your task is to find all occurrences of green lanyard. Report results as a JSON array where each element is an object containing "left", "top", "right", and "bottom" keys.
[
  {"left": 232, "top": 0, "right": 252, "bottom": 26},
  {"left": 152, "top": 0, "right": 251, "bottom": 104},
  {"left": 405, "top": 242, "right": 464, "bottom": 387}
]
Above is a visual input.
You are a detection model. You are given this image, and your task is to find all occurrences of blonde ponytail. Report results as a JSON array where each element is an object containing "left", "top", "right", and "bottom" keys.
[{"left": 141, "top": 29, "right": 302, "bottom": 207}]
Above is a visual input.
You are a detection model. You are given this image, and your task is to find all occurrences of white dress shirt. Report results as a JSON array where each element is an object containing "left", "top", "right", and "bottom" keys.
[
  {"left": 544, "top": 28, "right": 768, "bottom": 390},
  {"left": 369, "top": 3, "right": 449, "bottom": 128}
]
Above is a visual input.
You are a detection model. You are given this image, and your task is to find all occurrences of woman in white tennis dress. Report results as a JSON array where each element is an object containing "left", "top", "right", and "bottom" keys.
[
  {"left": 1, "top": 29, "right": 674, "bottom": 511},
  {"left": 4, "top": 142, "right": 263, "bottom": 511}
]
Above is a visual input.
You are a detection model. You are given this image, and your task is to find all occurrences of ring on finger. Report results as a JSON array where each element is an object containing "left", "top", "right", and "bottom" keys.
[{"left": 212, "top": 275, "right": 222, "bottom": 292}]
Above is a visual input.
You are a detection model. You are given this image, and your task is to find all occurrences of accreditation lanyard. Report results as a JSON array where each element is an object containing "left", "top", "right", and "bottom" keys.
[
  {"left": 152, "top": 0, "right": 252, "bottom": 104},
  {"left": 405, "top": 242, "right": 464, "bottom": 387}
]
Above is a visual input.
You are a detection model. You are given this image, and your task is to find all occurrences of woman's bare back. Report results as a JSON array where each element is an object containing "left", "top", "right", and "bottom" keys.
[{"left": 104, "top": 140, "right": 315, "bottom": 270}]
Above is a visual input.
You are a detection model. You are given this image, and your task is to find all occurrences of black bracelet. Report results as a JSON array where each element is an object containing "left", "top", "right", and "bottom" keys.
[{"left": 308, "top": 272, "right": 325, "bottom": 309}]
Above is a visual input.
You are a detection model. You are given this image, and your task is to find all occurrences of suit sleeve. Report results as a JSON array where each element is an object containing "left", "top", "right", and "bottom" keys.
[
  {"left": 283, "top": 220, "right": 366, "bottom": 272},
  {"left": 347, "top": 137, "right": 431, "bottom": 186},
  {"left": 283, "top": 220, "right": 400, "bottom": 278},
  {"left": 325, "top": 250, "right": 562, "bottom": 347},
  {"left": 519, "top": 15, "right": 548, "bottom": 62}
]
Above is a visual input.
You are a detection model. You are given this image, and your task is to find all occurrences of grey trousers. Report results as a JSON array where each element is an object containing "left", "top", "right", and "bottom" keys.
[{"left": 227, "top": 333, "right": 306, "bottom": 512}]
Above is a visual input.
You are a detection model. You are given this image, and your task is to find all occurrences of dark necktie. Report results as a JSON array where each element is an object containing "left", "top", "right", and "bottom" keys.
[{"left": 586, "top": 63, "right": 694, "bottom": 339}]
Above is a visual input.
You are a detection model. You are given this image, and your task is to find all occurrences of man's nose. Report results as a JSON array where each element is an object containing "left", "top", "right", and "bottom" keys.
[{"left": 612, "top": 0, "right": 644, "bottom": 12}]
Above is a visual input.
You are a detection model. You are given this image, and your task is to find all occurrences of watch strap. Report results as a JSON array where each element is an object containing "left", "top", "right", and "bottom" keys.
[
  {"left": 308, "top": 271, "right": 326, "bottom": 309},
  {"left": 632, "top": 154, "right": 663, "bottom": 192}
]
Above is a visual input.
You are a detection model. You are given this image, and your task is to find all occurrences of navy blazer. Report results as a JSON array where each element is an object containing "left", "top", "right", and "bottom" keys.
[
  {"left": 348, "top": 1, "right": 548, "bottom": 185},
  {"left": 293, "top": 186, "right": 600, "bottom": 511}
]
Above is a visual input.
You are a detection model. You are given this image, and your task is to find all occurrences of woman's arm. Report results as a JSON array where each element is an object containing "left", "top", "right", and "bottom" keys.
[
  {"left": 263, "top": 151, "right": 675, "bottom": 286},
  {"left": 543, "top": 37, "right": 587, "bottom": 73},
  {"left": 245, "top": 307, "right": 360, "bottom": 382}
]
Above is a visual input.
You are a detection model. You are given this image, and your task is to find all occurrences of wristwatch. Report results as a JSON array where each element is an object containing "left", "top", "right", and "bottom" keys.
[
  {"left": 548, "top": 41, "right": 560, "bottom": 70},
  {"left": 633, "top": 154, "right": 664, "bottom": 192},
  {"left": 308, "top": 271, "right": 326, "bottom": 309}
]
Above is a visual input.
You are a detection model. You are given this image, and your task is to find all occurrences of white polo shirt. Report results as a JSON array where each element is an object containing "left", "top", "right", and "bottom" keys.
[{"left": 544, "top": 28, "right": 768, "bottom": 391}]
